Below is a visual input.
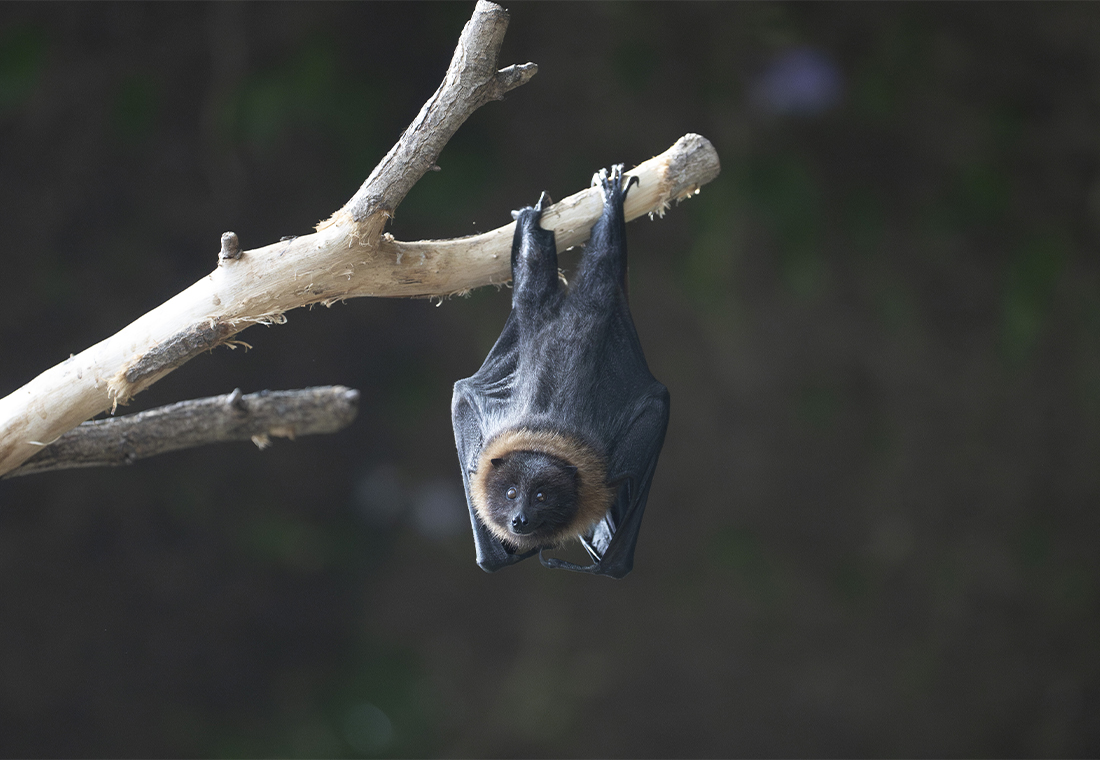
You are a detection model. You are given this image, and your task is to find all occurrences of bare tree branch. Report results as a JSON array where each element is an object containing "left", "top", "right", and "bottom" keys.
[
  {"left": 0, "top": 1, "right": 530, "bottom": 477},
  {"left": 328, "top": 1, "right": 537, "bottom": 226},
  {"left": 4, "top": 387, "right": 359, "bottom": 479},
  {"left": 0, "top": 1, "right": 721, "bottom": 478},
  {"left": 381, "top": 133, "right": 721, "bottom": 294}
]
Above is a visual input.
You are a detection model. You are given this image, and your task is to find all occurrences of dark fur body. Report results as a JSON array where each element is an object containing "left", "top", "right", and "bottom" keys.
[{"left": 452, "top": 166, "right": 669, "bottom": 577}]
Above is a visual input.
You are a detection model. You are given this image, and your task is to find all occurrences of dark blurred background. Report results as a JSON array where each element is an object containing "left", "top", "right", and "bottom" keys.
[{"left": 1, "top": 2, "right": 1098, "bottom": 757}]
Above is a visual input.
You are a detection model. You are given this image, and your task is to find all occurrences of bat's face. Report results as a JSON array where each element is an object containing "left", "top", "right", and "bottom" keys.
[{"left": 483, "top": 451, "right": 580, "bottom": 551}]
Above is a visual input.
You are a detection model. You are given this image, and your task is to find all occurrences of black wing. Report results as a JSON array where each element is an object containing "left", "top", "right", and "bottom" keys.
[
  {"left": 539, "top": 383, "right": 669, "bottom": 578},
  {"left": 451, "top": 314, "right": 538, "bottom": 572}
]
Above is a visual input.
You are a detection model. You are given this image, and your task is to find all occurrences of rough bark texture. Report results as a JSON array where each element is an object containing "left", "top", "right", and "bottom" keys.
[
  {"left": 5, "top": 386, "right": 359, "bottom": 478},
  {"left": 0, "top": 0, "right": 719, "bottom": 478}
]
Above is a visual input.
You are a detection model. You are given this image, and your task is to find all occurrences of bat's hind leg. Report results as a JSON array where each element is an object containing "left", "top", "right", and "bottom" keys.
[
  {"left": 510, "top": 192, "right": 561, "bottom": 307},
  {"left": 577, "top": 165, "right": 637, "bottom": 295}
]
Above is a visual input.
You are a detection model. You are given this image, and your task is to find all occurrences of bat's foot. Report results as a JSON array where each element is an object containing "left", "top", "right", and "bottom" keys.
[
  {"left": 511, "top": 191, "right": 553, "bottom": 224},
  {"left": 592, "top": 164, "right": 638, "bottom": 205}
]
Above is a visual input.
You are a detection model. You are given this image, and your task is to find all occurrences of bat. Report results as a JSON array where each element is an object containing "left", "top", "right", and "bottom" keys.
[{"left": 451, "top": 165, "right": 669, "bottom": 578}]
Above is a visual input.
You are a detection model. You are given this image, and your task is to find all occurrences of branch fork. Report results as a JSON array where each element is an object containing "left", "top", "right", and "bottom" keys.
[{"left": 0, "top": 1, "right": 720, "bottom": 478}]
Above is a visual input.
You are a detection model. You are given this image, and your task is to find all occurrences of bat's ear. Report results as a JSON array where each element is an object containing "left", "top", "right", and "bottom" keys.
[{"left": 490, "top": 457, "right": 505, "bottom": 467}]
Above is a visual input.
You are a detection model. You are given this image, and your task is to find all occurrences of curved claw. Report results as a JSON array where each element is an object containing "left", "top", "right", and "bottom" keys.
[
  {"left": 592, "top": 164, "right": 637, "bottom": 203},
  {"left": 511, "top": 192, "right": 553, "bottom": 223}
]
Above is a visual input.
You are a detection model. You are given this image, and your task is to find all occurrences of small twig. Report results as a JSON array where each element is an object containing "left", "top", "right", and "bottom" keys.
[
  {"left": 0, "top": 2, "right": 721, "bottom": 478},
  {"left": 4, "top": 386, "right": 360, "bottom": 479},
  {"left": 0, "top": 1, "right": 534, "bottom": 477},
  {"left": 327, "top": 0, "right": 537, "bottom": 227},
  {"left": 218, "top": 231, "right": 242, "bottom": 262}
]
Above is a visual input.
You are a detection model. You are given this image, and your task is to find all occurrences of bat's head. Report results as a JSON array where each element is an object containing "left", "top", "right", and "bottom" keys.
[
  {"left": 470, "top": 428, "right": 616, "bottom": 556},
  {"left": 481, "top": 450, "right": 580, "bottom": 551}
]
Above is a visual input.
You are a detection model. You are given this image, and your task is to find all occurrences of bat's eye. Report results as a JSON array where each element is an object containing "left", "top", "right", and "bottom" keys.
[
  {"left": 535, "top": 492, "right": 545, "bottom": 502},
  {"left": 506, "top": 487, "right": 518, "bottom": 500}
]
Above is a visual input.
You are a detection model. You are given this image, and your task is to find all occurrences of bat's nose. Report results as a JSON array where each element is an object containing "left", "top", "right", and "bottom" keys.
[{"left": 511, "top": 510, "right": 536, "bottom": 535}]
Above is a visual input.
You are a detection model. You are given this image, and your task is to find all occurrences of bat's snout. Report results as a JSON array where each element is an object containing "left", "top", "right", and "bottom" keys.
[{"left": 510, "top": 509, "right": 537, "bottom": 535}]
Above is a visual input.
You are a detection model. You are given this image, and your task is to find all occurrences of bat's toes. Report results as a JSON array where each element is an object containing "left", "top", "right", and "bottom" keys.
[
  {"left": 513, "top": 192, "right": 553, "bottom": 224},
  {"left": 592, "top": 166, "right": 610, "bottom": 201},
  {"left": 607, "top": 164, "right": 626, "bottom": 191},
  {"left": 594, "top": 164, "right": 636, "bottom": 203}
]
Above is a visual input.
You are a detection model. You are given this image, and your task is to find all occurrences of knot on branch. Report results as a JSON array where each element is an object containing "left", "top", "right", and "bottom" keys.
[
  {"left": 227, "top": 387, "right": 248, "bottom": 416},
  {"left": 491, "top": 62, "right": 538, "bottom": 100},
  {"left": 219, "top": 231, "right": 242, "bottom": 263}
]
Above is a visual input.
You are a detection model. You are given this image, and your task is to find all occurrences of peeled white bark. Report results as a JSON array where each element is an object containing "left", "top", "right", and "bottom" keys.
[{"left": 0, "top": 2, "right": 720, "bottom": 478}]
